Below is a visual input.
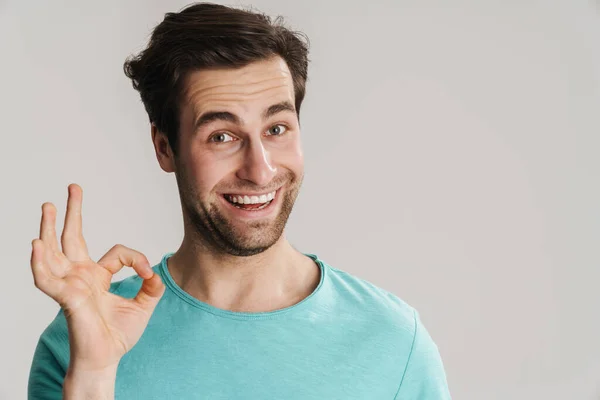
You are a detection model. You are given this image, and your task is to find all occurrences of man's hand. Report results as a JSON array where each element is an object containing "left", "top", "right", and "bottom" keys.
[{"left": 30, "top": 184, "right": 165, "bottom": 398}]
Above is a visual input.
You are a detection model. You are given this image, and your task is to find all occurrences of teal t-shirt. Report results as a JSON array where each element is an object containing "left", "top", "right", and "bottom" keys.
[{"left": 28, "top": 252, "right": 451, "bottom": 399}]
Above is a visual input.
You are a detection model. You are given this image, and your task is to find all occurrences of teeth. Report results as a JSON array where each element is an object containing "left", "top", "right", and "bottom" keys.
[{"left": 226, "top": 191, "right": 276, "bottom": 204}]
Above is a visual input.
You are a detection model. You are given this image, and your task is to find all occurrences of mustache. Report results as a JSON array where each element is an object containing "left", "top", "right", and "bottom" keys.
[
  {"left": 220, "top": 185, "right": 282, "bottom": 194},
  {"left": 218, "top": 175, "right": 293, "bottom": 194}
]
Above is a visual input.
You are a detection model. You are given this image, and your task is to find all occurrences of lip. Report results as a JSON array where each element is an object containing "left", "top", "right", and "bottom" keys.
[
  {"left": 223, "top": 190, "right": 277, "bottom": 199},
  {"left": 220, "top": 188, "right": 280, "bottom": 219}
]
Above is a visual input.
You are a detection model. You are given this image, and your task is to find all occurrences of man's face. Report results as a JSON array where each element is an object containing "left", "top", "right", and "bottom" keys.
[{"left": 167, "top": 56, "right": 304, "bottom": 257}]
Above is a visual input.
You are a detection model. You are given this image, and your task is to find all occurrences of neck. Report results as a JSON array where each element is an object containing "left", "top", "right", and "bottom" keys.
[{"left": 166, "top": 231, "right": 320, "bottom": 313}]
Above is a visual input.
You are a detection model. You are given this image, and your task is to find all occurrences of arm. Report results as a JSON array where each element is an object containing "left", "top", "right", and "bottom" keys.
[
  {"left": 63, "top": 365, "right": 117, "bottom": 400},
  {"left": 28, "top": 336, "right": 65, "bottom": 400},
  {"left": 394, "top": 311, "right": 452, "bottom": 399},
  {"left": 29, "top": 184, "right": 165, "bottom": 400},
  {"left": 28, "top": 332, "right": 116, "bottom": 400},
  {"left": 28, "top": 311, "right": 117, "bottom": 400}
]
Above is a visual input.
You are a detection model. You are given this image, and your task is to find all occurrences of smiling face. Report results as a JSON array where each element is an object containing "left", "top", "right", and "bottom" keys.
[{"left": 153, "top": 56, "right": 304, "bottom": 257}]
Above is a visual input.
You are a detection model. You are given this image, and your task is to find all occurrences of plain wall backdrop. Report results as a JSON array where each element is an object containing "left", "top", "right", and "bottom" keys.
[{"left": 1, "top": 0, "right": 599, "bottom": 399}]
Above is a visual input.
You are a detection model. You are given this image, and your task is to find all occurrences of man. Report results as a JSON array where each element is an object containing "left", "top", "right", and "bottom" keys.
[{"left": 28, "top": 3, "right": 451, "bottom": 399}]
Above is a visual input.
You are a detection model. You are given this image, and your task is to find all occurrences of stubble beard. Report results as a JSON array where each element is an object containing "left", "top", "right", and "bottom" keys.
[{"left": 176, "top": 169, "right": 303, "bottom": 257}]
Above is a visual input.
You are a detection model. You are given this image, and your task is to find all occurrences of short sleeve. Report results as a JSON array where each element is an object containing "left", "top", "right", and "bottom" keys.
[
  {"left": 394, "top": 311, "right": 452, "bottom": 399},
  {"left": 28, "top": 310, "right": 70, "bottom": 400}
]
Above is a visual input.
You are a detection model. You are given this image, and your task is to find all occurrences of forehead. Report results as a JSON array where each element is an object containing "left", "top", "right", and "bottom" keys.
[{"left": 181, "top": 56, "right": 295, "bottom": 113}]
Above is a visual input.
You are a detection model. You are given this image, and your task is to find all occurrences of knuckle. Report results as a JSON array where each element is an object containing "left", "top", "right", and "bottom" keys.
[
  {"left": 138, "top": 255, "right": 149, "bottom": 266},
  {"left": 113, "top": 243, "right": 126, "bottom": 251},
  {"left": 32, "top": 275, "right": 43, "bottom": 289}
]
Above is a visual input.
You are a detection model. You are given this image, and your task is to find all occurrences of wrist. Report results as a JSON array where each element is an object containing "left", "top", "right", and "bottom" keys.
[{"left": 64, "top": 363, "right": 118, "bottom": 400}]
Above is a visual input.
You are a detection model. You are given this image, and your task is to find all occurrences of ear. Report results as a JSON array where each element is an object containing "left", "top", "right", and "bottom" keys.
[{"left": 151, "top": 124, "right": 176, "bottom": 173}]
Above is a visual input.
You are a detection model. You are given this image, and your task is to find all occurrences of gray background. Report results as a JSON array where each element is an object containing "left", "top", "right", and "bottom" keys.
[{"left": 1, "top": 0, "right": 599, "bottom": 399}]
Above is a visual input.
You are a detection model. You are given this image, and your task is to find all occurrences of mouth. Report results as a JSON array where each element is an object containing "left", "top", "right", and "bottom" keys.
[{"left": 221, "top": 188, "right": 279, "bottom": 214}]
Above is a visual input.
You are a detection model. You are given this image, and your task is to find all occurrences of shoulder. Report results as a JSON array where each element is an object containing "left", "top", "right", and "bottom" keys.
[
  {"left": 28, "top": 270, "right": 156, "bottom": 398},
  {"left": 320, "top": 261, "right": 451, "bottom": 398},
  {"left": 322, "top": 260, "right": 418, "bottom": 337}
]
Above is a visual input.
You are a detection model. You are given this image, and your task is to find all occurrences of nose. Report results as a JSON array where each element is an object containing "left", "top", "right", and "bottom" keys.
[{"left": 235, "top": 138, "right": 277, "bottom": 187}]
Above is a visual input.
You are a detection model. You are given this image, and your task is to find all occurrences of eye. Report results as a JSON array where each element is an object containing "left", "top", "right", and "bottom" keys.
[
  {"left": 266, "top": 124, "right": 288, "bottom": 136},
  {"left": 209, "top": 132, "right": 235, "bottom": 143}
]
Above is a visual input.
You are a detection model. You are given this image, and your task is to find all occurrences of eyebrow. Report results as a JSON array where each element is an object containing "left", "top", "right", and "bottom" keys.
[{"left": 194, "top": 100, "right": 296, "bottom": 131}]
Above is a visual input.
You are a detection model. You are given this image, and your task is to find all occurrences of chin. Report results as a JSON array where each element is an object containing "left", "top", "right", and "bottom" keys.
[{"left": 185, "top": 176, "right": 301, "bottom": 256}]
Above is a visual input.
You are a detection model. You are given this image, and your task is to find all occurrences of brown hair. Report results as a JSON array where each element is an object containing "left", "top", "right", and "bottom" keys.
[{"left": 123, "top": 2, "right": 310, "bottom": 155}]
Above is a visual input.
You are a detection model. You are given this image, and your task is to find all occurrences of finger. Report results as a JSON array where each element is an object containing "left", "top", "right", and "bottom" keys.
[
  {"left": 39, "top": 203, "right": 60, "bottom": 254},
  {"left": 97, "top": 244, "right": 154, "bottom": 279},
  {"left": 39, "top": 203, "right": 69, "bottom": 277},
  {"left": 132, "top": 273, "right": 165, "bottom": 310},
  {"left": 30, "top": 239, "right": 64, "bottom": 299},
  {"left": 61, "top": 184, "right": 90, "bottom": 262}
]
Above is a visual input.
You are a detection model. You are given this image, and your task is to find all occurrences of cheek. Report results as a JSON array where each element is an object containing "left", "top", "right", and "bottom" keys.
[
  {"left": 289, "top": 147, "right": 304, "bottom": 172},
  {"left": 185, "top": 155, "right": 227, "bottom": 195},
  {"left": 274, "top": 139, "right": 304, "bottom": 174}
]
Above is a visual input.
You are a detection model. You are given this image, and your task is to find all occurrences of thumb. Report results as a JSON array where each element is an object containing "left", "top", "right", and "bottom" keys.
[{"left": 133, "top": 272, "right": 166, "bottom": 311}]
